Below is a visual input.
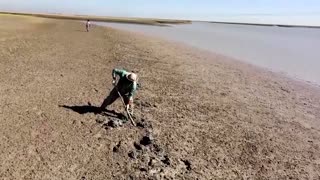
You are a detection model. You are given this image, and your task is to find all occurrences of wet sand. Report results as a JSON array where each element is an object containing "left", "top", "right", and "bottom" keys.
[{"left": 1, "top": 15, "right": 320, "bottom": 179}]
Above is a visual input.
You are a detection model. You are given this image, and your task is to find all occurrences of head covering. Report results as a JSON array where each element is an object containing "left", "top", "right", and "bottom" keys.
[{"left": 126, "top": 73, "right": 137, "bottom": 82}]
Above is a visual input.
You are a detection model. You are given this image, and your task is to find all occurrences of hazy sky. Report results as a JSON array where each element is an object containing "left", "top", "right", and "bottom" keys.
[{"left": 1, "top": 0, "right": 320, "bottom": 24}]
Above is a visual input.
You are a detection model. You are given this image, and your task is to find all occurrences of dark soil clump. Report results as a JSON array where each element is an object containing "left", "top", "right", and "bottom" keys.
[
  {"left": 140, "top": 135, "right": 154, "bottom": 146},
  {"left": 182, "top": 159, "right": 192, "bottom": 171}
]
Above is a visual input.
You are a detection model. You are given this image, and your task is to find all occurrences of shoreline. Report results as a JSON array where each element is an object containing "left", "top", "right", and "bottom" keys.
[{"left": 1, "top": 15, "right": 320, "bottom": 179}]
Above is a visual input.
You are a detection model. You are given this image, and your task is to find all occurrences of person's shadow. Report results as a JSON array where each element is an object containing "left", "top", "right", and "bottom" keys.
[{"left": 59, "top": 105, "right": 124, "bottom": 119}]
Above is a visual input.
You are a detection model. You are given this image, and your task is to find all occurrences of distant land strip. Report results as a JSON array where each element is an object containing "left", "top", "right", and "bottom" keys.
[
  {"left": 208, "top": 21, "right": 320, "bottom": 29},
  {"left": 0, "top": 11, "right": 191, "bottom": 26}
]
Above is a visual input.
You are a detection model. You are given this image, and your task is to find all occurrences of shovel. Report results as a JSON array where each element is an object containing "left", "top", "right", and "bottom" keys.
[{"left": 114, "top": 85, "right": 136, "bottom": 126}]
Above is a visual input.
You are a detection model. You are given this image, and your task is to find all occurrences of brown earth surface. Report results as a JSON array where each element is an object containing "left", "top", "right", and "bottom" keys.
[{"left": 1, "top": 15, "right": 320, "bottom": 179}]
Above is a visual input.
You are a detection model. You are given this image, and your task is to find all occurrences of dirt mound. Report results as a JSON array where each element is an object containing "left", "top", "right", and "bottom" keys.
[
  {"left": 94, "top": 107, "right": 191, "bottom": 179},
  {"left": 114, "top": 120, "right": 192, "bottom": 179}
]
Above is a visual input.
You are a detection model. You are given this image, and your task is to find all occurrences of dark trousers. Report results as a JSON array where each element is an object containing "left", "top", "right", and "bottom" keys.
[{"left": 100, "top": 87, "right": 129, "bottom": 110}]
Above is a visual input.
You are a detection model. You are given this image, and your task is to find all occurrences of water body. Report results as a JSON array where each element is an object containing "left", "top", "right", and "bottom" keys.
[{"left": 95, "top": 22, "right": 320, "bottom": 85}]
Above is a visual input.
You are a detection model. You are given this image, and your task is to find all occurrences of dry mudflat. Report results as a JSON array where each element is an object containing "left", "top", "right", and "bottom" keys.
[{"left": 1, "top": 15, "right": 320, "bottom": 179}]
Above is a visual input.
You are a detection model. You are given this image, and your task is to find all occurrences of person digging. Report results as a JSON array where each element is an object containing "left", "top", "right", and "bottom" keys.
[{"left": 100, "top": 68, "right": 137, "bottom": 126}]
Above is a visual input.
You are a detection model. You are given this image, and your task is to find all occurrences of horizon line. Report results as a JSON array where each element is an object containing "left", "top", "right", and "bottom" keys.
[{"left": 1, "top": 10, "right": 320, "bottom": 28}]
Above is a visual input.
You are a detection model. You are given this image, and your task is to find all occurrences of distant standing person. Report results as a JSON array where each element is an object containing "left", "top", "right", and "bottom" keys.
[{"left": 86, "top": 20, "right": 91, "bottom": 32}]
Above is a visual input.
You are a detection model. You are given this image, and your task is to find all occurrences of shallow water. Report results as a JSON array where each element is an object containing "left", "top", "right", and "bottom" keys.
[{"left": 95, "top": 22, "right": 320, "bottom": 85}]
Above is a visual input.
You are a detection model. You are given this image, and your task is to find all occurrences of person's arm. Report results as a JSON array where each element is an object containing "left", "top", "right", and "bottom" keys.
[
  {"left": 127, "top": 82, "right": 137, "bottom": 105},
  {"left": 112, "top": 69, "right": 126, "bottom": 80}
]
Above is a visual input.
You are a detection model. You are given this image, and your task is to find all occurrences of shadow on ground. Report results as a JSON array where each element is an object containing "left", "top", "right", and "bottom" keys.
[{"left": 60, "top": 105, "right": 124, "bottom": 118}]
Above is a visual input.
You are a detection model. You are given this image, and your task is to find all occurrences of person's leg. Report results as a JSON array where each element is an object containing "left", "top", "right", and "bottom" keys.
[
  {"left": 123, "top": 96, "right": 130, "bottom": 105},
  {"left": 123, "top": 96, "right": 134, "bottom": 115},
  {"left": 100, "top": 88, "right": 119, "bottom": 110}
]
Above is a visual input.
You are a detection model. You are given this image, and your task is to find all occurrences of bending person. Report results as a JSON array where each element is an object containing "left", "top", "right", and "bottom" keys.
[{"left": 100, "top": 68, "right": 137, "bottom": 115}]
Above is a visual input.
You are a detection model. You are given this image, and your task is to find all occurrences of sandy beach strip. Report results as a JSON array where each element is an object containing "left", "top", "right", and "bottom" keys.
[{"left": 1, "top": 15, "right": 320, "bottom": 179}]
